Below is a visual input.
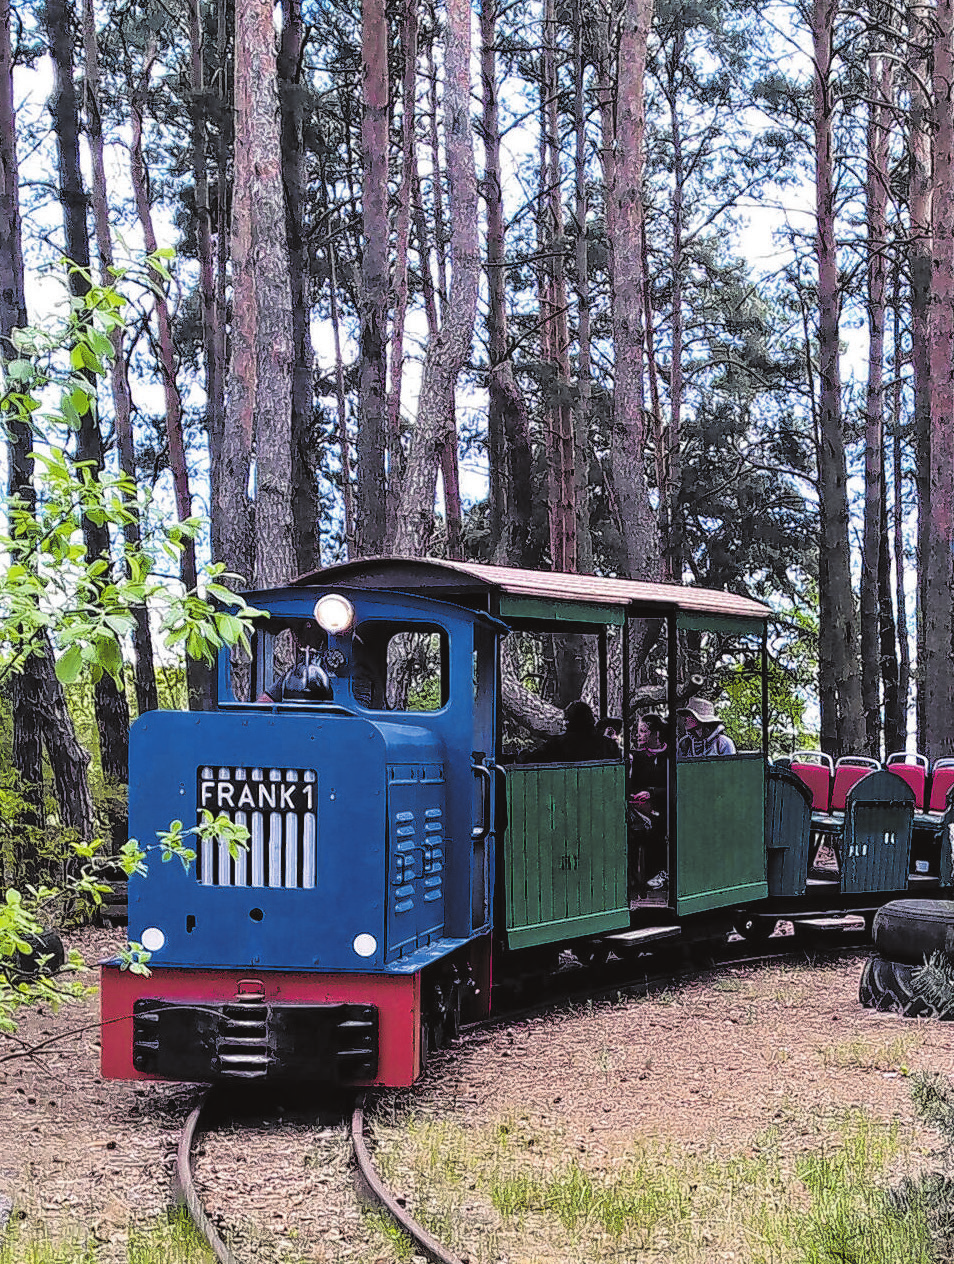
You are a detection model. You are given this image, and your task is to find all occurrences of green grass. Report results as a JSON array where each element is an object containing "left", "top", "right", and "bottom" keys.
[
  {"left": 0, "top": 1209, "right": 214, "bottom": 1264},
  {"left": 818, "top": 1031, "right": 924, "bottom": 1072},
  {"left": 371, "top": 1106, "right": 934, "bottom": 1263}
]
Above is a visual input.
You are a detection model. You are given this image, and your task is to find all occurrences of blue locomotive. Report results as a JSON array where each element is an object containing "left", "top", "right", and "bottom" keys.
[{"left": 101, "top": 558, "right": 952, "bottom": 1085}]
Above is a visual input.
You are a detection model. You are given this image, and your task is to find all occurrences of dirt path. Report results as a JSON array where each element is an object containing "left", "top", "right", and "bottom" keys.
[{"left": 2, "top": 929, "right": 952, "bottom": 1262}]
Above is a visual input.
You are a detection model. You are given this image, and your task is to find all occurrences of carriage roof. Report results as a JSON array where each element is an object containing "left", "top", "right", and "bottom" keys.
[{"left": 292, "top": 557, "right": 771, "bottom": 631}]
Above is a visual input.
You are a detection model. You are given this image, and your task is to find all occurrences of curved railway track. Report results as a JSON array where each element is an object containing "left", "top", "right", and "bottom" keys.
[{"left": 175, "top": 924, "right": 871, "bottom": 1263}]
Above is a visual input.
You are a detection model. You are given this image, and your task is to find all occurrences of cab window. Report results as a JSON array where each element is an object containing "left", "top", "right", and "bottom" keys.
[{"left": 353, "top": 622, "right": 449, "bottom": 712}]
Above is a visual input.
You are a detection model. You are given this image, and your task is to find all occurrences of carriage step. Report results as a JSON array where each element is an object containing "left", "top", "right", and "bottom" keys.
[{"left": 605, "top": 925, "right": 681, "bottom": 946}]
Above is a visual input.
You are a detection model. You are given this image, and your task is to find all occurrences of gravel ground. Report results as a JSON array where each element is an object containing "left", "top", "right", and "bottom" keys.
[{"left": 2, "top": 927, "right": 953, "bottom": 1263}]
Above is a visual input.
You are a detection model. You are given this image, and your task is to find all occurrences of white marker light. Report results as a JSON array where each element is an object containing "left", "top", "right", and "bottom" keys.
[
  {"left": 353, "top": 933, "right": 377, "bottom": 958},
  {"left": 314, "top": 593, "right": 356, "bottom": 635},
  {"left": 141, "top": 926, "right": 165, "bottom": 952}
]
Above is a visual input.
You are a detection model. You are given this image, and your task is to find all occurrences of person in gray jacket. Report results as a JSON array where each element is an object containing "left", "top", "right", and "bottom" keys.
[{"left": 675, "top": 697, "right": 736, "bottom": 758}]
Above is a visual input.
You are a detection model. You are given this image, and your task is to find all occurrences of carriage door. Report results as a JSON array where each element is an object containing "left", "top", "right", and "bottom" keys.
[{"left": 470, "top": 623, "right": 499, "bottom": 931}]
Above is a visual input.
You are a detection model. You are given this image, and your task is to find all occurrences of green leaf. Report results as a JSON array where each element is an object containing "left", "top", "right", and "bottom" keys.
[{"left": 54, "top": 645, "right": 83, "bottom": 685}]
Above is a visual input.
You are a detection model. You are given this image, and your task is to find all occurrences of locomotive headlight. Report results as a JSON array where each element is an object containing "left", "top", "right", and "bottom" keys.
[
  {"left": 353, "top": 933, "right": 377, "bottom": 958},
  {"left": 314, "top": 593, "right": 355, "bottom": 635},
  {"left": 141, "top": 926, "right": 165, "bottom": 952}
]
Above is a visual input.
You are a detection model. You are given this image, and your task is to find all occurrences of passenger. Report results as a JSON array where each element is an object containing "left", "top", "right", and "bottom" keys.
[
  {"left": 628, "top": 714, "right": 669, "bottom": 894},
  {"left": 597, "top": 717, "right": 623, "bottom": 753},
  {"left": 524, "top": 700, "right": 622, "bottom": 763},
  {"left": 676, "top": 697, "right": 736, "bottom": 758}
]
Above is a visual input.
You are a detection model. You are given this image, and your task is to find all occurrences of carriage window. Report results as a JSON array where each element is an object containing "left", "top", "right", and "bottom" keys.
[
  {"left": 675, "top": 624, "right": 765, "bottom": 753},
  {"left": 352, "top": 622, "right": 449, "bottom": 712}
]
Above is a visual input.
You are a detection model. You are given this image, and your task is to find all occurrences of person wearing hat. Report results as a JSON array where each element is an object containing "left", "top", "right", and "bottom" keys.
[{"left": 676, "top": 697, "right": 736, "bottom": 758}]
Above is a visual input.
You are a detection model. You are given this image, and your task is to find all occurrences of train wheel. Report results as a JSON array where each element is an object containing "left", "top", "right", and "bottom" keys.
[
  {"left": 573, "top": 940, "right": 610, "bottom": 967},
  {"left": 858, "top": 955, "right": 942, "bottom": 1018},
  {"left": 872, "top": 900, "right": 954, "bottom": 965},
  {"left": 732, "top": 913, "right": 777, "bottom": 942}
]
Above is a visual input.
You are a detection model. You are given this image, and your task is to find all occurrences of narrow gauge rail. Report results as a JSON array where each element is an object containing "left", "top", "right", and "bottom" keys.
[{"left": 174, "top": 926, "right": 868, "bottom": 1264}]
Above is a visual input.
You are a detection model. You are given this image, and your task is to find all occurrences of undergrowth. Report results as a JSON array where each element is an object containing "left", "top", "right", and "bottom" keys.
[
  {"left": 371, "top": 1105, "right": 933, "bottom": 1263},
  {"left": 0, "top": 1209, "right": 213, "bottom": 1264}
]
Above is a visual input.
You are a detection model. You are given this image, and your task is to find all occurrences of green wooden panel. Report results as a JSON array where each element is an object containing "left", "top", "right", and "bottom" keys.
[
  {"left": 498, "top": 595, "right": 625, "bottom": 626},
  {"left": 675, "top": 756, "right": 767, "bottom": 915},
  {"left": 765, "top": 767, "right": 811, "bottom": 897},
  {"left": 676, "top": 612, "right": 765, "bottom": 637},
  {"left": 504, "top": 762, "right": 628, "bottom": 947},
  {"left": 841, "top": 771, "right": 913, "bottom": 894}
]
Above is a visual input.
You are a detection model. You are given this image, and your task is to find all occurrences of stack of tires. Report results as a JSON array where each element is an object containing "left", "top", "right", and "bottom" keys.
[{"left": 860, "top": 900, "right": 954, "bottom": 1018}]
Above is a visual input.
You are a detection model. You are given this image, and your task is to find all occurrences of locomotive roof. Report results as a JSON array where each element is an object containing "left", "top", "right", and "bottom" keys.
[{"left": 292, "top": 557, "right": 772, "bottom": 625}]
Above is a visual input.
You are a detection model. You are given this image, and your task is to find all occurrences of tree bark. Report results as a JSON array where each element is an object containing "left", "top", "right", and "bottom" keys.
[
  {"left": 540, "top": 0, "right": 576, "bottom": 573},
  {"left": 129, "top": 43, "right": 206, "bottom": 706},
  {"left": 480, "top": 0, "right": 534, "bottom": 566},
  {"left": 571, "top": 0, "right": 593, "bottom": 575},
  {"left": 924, "top": 0, "right": 954, "bottom": 758},
  {"left": 602, "top": 0, "right": 660, "bottom": 581},
  {"left": 83, "top": 0, "right": 157, "bottom": 718},
  {"left": 662, "top": 25, "right": 685, "bottom": 582},
  {"left": 861, "top": 45, "right": 892, "bottom": 756},
  {"left": 45, "top": 0, "right": 130, "bottom": 777},
  {"left": 2, "top": 1, "right": 44, "bottom": 828},
  {"left": 812, "top": 0, "right": 863, "bottom": 755},
  {"left": 280, "top": 0, "right": 318, "bottom": 576},
  {"left": 1, "top": 8, "right": 94, "bottom": 845},
  {"left": 223, "top": 0, "right": 295, "bottom": 589},
  {"left": 385, "top": 0, "right": 419, "bottom": 543},
  {"left": 391, "top": 0, "right": 479, "bottom": 557},
  {"left": 357, "top": 0, "right": 389, "bottom": 557},
  {"left": 908, "top": 0, "right": 933, "bottom": 749}
]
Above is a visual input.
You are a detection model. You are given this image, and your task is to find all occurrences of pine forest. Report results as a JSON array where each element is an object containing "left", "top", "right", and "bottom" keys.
[{"left": 3, "top": 0, "right": 954, "bottom": 856}]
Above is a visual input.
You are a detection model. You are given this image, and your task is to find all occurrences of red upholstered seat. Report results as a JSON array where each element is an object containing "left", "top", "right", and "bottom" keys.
[
  {"left": 885, "top": 752, "right": 929, "bottom": 811},
  {"left": 929, "top": 759, "right": 954, "bottom": 814},
  {"left": 790, "top": 751, "right": 834, "bottom": 813},
  {"left": 831, "top": 755, "right": 881, "bottom": 812}
]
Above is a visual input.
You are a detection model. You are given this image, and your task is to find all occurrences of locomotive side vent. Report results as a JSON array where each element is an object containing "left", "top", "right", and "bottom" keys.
[{"left": 196, "top": 766, "right": 317, "bottom": 889}]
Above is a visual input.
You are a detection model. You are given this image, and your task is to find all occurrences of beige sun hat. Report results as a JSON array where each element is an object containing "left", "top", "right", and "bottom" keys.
[{"left": 676, "top": 696, "right": 721, "bottom": 725}]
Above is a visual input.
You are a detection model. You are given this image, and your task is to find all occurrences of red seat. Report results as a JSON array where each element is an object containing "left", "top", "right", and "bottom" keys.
[
  {"left": 886, "top": 751, "right": 929, "bottom": 811},
  {"left": 929, "top": 759, "right": 954, "bottom": 814},
  {"left": 830, "top": 756, "right": 880, "bottom": 812},
  {"left": 790, "top": 751, "right": 834, "bottom": 813}
]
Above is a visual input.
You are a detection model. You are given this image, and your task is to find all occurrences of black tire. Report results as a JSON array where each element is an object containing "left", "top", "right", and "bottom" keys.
[
  {"left": 6, "top": 929, "right": 65, "bottom": 982},
  {"left": 733, "top": 913, "right": 778, "bottom": 942},
  {"left": 872, "top": 900, "right": 954, "bottom": 965},
  {"left": 859, "top": 955, "right": 947, "bottom": 1018}
]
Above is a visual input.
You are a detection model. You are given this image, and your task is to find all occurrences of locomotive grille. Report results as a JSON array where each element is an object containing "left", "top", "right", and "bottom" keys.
[{"left": 196, "top": 766, "right": 318, "bottom": 888}]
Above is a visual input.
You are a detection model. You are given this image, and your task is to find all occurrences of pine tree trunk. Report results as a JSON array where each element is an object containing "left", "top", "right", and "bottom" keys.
[
  {"left": 391, "top": 0, "right": 478, "bottom": 557},
  {"left": 861, "top": 47, "right": 892, "bottom": 757},
  {"left": 46, "top": 0, "right": 130, "bottom": 777},
  {"left": 663, "top": 27, "right": 685, "bottom": 582},
  {"left": 908, "top": 0, "right": 933, "bottom": 749},
  {"left": 224, "top": 0, "right": 295, "bottom": 589},
  {"left": 129, "top": 46, "right": 206, "bottom": 705},
  {"left": 602, "top": 0, "right": 660, "bottom": 581},
  {"left": 924, "top": 0, "right": 954, "bottom": 759},
  {"left": 571, "top": 2, "right": 593, "bottom": 575},
  {"left": 813, "top": 0, "right": 863, "bottom": 755},
  {"left": 385, "top": 0, "right": 418, "bottom": 544},
  {"left": 280, "top": 0, "right": 318, "bottom": 576},
  {"left": 481, "top": 0, "right": 534, "bottom": 565},
  {"left": 84, "top": 3, "right": 159, "bottom": 719},
  {"left": 1, "top": 5, "right": 45, "bottom": 828},
  {"left": 541, "top": 0, "right": 576, "bottom": 573},
  {"left": 357, "top": 0, "right": 389, "bottom": 557}
]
